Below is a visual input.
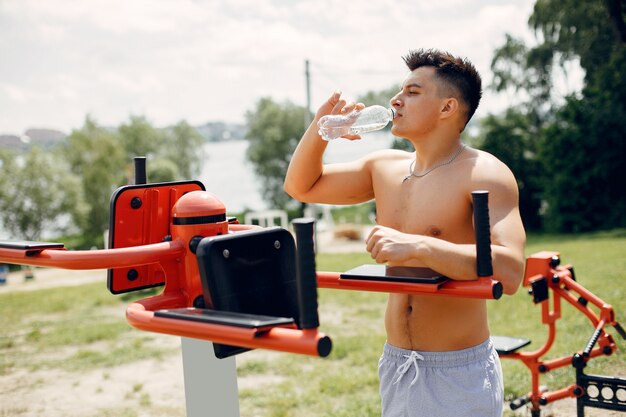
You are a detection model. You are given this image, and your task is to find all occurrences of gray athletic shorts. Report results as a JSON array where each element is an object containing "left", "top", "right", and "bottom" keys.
[{"left": 378, "top": 338, "right": 503, "bottom": 417}]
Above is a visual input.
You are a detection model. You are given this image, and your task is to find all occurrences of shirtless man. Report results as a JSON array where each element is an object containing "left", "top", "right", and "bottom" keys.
[{"left": 284, "top": 49, "right": 526, "bottom": 416}]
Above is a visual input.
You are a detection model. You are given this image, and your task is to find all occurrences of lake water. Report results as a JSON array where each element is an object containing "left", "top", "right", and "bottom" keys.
[{"left": 199, "top": 132, "right": 395, "bottom": 212}]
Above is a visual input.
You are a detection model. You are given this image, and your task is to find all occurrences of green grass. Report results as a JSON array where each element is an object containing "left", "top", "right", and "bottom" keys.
[
  {"left": 1, "top": 231, "right": 624, "bottom": 416},
  {"left": 491, "top": 230, "right": 626, "bottom": 401},
  {"left": 0, "top": 282, "right": 175, "bottom": 375},
  {"left": 239, "top": 231, "right": 626, "bottom": 416},
  {"left": 330, "top": 202, "right": 376, "bottom": 224}
]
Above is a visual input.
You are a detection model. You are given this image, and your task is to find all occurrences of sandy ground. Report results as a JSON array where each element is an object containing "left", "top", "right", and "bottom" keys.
[
  {"left": 316, "top": 227, "right": 371, "bottom": 254},
  {"left": 2, "top": 344, "right": 186, "bottom": 417},
  {"left": 0, "top": 233, "right": 363, "bottom": 417},
  {"left": 0, "top": 267, "right": 286, "bottom": 417},
  {"left": 1, "top": 234, "right": 623, "bottom": 416},
  {"left": 0, "top": 267, "right": 106, "bottom": 294}
]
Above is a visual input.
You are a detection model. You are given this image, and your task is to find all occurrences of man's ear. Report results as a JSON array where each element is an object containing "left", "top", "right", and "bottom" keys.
[{"left": 439, "top": 98, "right": 459, "bottom": 120}]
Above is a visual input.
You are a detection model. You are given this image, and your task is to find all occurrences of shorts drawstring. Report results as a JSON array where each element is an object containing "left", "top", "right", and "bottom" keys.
[{"left": 392, "top": 351, "right": 424, "bottom": 386}]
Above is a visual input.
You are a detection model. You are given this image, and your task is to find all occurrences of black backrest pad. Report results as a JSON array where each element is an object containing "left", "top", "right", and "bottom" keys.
[{"left": 196, "top": 227, "right": 300, "bottom": 326}]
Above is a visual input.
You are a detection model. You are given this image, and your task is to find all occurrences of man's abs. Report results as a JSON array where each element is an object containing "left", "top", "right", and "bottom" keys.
[{"left": 384, "top": 293, "right": 490, "bottom": 351}]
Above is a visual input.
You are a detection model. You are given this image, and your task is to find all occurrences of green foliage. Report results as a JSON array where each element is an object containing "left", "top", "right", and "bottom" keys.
[
  {"left": 390, "top": 137, "right": 414, "bottom": 152},
  {"left": 490, "top": 34, "right": 531, "bottom": 95},
  {"left": 539, "top": 92, "right": 626, "bottom": 232},
  {"left": 0, "top": 149, "right": 10, "bottom": 197},
  {"left": 491, "top": 0, "right": 621, "bottom": 111},
  {"left": 162, "top": 120, "right": 205, "bottom": 180},
  {"left": 529, "top": 0, "right": 621, "bottom": 78},
  {"left": 0, "top": 147, "right": 85, "bottom": 240},
  {"left": 357, "top": 84, "right": 400, "bottom": 107},
  {"left": 245, "top": 97, "right": 308, "bottom": 208},
  {"left": 60, "top": 116, "right": 127, "bottom": 245},
  {"left": 330, "top": 202, "right": 376, "bottom": 224},
  {"left": 488, "top": 0, "right": 626, "bottom": 232},
  {"left": 477, "top": 109, "right": 542, "bottom": 230},
  {"left": 103, "top": 115, "right": 205, "bottom": 183},
  {"left": 118, "top": 115, "right": 164, "bottom": 159},
  {"left": 146, "top": 157, "right": 180, "bottom": 183},
  {"left": 0, "top": 112, "right": 207, "bottom": 246}
]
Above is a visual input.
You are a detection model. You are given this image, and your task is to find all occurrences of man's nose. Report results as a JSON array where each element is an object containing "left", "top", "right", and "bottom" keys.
[{"left": 390, "top": 97, "right": 402, "bottom": 107}]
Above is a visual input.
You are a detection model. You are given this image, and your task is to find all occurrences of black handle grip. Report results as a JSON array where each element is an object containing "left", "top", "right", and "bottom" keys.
[
  {"left": 509, "top": 395, "right": 530, "bottom": 410},
  {"left": 292, "top": 218, "right": 320, "bottom": 329},
  {"left": 615, "top": 322, "right": 626, "bottom": 340},
  {"left": 583, "top": 325, "right": 603, "bottom": 357},
  {"left": 510, "top": 385, "right": 547, "bottom": 410},
  {"left": 134, "top": 156, "right": 147, "bottom": 185},
  {"left": 472, "top": 191, "right": 493, "bottom": 277}
]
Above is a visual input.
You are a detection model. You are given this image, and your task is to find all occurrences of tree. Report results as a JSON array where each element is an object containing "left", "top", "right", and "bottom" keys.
[
  {"left": 0, "top": 147, "right": 85, "bottom": 240},
  {"left": 146, "top": 158, "right": 180, "bottom": 183},
  {"left": 357, "top": 84, "right": 400, "bottom": 107},
  {"left": 477, "top": 110, "right": 542, "bottom": 230},
  {"left": 162, "top": 120, "right": 205, "bottom": 180},
  {"left": 118, "top": 115, "right": 165, "bottom": 160},
  {"left": 489, "top": 0, "right": 626, "bottom": 232},
  {"left": 0, "top": 149, "right": 18, "bottom": 238},
  {"left": 59, "top": 116, "right": 126, "bottom": 246},
  {"left": 245, "top": 97, "right": 307, "bottom": 209},
  {"left": 539, "top": 91, "right": 626, "bottom": 232},
  {"left": 491, "top": 0, "right": 625, "bottom": 112}
]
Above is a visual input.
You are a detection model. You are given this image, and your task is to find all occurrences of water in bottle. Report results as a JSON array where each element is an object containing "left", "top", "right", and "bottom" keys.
[{"left": 317, "top": 105, "right": 396, "bottom": 141}]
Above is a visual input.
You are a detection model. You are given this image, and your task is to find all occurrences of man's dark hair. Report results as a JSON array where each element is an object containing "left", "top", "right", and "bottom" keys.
[{"left": 403, "top": 49, "right": 482, "bottom": 126}]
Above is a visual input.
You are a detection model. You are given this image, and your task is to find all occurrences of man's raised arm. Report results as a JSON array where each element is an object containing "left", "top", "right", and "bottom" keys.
[{"left": 284, "top": 92, "right": 375, "bottom": 205}]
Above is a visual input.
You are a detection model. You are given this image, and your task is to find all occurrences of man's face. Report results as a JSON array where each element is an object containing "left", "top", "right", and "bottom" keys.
[{"left": 389, "top": 66, "right": 448, "bottom": 139}]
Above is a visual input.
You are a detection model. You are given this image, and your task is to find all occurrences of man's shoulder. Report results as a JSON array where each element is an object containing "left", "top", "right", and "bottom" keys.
[
  {"left": 462, "top": 147, "right": 519, "bottom": 191},
  {"left": 463, "top": 147, "right": 512, "bottom": 172}
]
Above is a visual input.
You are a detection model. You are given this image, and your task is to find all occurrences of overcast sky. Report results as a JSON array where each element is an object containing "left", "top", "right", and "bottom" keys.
[{"left": 0, "top": 0, "right": 537, "bottom": 135}]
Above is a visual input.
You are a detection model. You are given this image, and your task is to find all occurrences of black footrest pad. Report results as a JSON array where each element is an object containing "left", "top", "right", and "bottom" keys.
[
  {"left": 0, "top": 241, "right": 65, "bottom": 250},
  {"left": 492, "top": 335, "right": 531, "bottom": 354},
  {"left": 155, "top": 307, "right": 295, "bottom": 330}
]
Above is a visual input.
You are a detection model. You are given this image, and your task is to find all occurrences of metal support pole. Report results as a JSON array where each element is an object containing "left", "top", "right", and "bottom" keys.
[{"left": 181, "top": 338, "right": 240, "bottom": 417}]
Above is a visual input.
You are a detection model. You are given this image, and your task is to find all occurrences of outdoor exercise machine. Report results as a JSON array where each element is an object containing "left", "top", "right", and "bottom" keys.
[
  {"left": 0, "top": 157, "right": 500, "bottom": 415},
  {"left": 494, "top": 251, "right": 626, "bottom": 416},
  {"left": 0, "top": 157, "right": 620, "bottom": 416}
]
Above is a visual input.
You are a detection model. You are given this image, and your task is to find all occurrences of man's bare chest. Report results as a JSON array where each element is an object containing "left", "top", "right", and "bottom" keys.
[{"left": 372, "top": 174, "right": 474, "bottom": 240}]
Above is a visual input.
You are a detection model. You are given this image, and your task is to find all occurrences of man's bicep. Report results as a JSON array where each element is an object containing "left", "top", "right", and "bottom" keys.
[
  {"left": 491, "top": 204, "right": 525, "bottom": 252},
  {"left": 489, "top": 184, "right": 526, "bottom": 292},
  {"left": 296, "top": 160, "right": 374, "bottom": 205},
  {"left": 484, "top": 177, "right": 525, "bottom": 253}
]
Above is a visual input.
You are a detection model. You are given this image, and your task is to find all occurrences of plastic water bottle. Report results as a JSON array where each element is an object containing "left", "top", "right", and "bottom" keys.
[{"left": 317, "top": 105, "right": 396, "bottom": 141}]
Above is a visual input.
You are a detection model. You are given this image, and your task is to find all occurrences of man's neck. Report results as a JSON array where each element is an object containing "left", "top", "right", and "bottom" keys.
[{"left": 409, "top": 133, "right": 463, "bottom": 172}]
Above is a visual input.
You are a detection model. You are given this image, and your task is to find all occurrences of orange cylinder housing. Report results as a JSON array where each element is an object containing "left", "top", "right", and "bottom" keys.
[{"left": 170, "top": 191, "right": 230, "bottom": 307}]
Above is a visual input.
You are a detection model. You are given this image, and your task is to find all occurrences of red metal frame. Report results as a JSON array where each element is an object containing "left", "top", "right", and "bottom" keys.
[
  {"left": 316, "top": 272, "right": 501, "bottom": 300},
  {"left": 500, "top": 251, "right": 621, "bottom": 414},
  {"left": 0, "top": 182, "right": 503, "bottom": 358},
  {"left": 107, "top": 180, "right": 205, "bottom": 294}
]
